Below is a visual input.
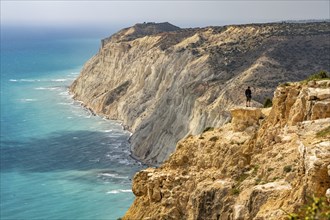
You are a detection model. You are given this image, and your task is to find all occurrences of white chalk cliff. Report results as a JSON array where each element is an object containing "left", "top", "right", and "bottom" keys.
[{"left": 70, "top": 21, "right": 330, "bottom": 165}]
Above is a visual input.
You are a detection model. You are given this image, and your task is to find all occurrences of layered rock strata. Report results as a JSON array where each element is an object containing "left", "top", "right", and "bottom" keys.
[
  {"left": 70, "top": 22, "right": 330, "bottom": 164},
  {"left": 123, "top": 80, "right": 330, "bottom": 220}
]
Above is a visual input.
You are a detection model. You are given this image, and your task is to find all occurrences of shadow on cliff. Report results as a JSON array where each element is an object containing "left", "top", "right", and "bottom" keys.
[{"left": 1, "top": 130, "right": 143, "bottom": 175}]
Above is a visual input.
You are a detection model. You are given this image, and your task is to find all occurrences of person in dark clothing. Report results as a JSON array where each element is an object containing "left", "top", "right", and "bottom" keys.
[{"left": 245, "top": 86, "right": 252, "bottom": 107}]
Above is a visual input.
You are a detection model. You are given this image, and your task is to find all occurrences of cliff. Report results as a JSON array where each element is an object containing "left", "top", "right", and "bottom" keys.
[
  {"left": 70, "top": 21, "right": 330, "bottom": 165},
  {"left": 123, "top": 79, "right": 330, "bottom": 220}
]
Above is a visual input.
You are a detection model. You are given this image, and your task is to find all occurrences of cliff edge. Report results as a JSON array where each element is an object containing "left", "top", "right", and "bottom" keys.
[
  {"left": 123, "top": 79, "right": 330, "bottom": 220},
  {"left": 70, "top": 21, "right": 330, "bottom": 164}
]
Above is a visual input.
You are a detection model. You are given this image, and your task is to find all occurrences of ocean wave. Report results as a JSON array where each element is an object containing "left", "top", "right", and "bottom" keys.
[
  {"left": 10, "top": 79, "right": 41, "bottom": 82},
  {"left": 106, "top": 189, "right": 132, "bottom": 194},
  {"left": 59, "top": 91, "right": 69, "bottom": 96},
  {"left": 57, "top": 102, "right": 74, "bottom": 106},
  {"left": 118, "top": 159, "right": 131, "bottom": 165},
  {"left": 9, "top": 78, "right": 74, "bottom": 83},
  {"left": 98, "top": 173, "right": 128, "bottom": 179},
  {"left": 69, "top": 72, "right": 79, "bottom": 75},
  {"left": 51, "top": 79, "right": 73, "bottom": 82},
  {"left": 19, "top": 98, "right": 38, "bottom": 102},
  {"left": 34, "top": 87, "right": 61, "bottom": 91},
  {"left": 106, "top": 154, "right": 121, "bottom": 160}
]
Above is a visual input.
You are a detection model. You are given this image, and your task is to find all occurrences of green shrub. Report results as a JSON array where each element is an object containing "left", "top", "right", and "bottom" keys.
[
  {"left": 232, "top": 173, "right": 250, "bottom": 194},
  {"left": 267, "top": 167, "right": 274, "bottom": 172},
  {"left": 316, "top": 126, "right": 330, "bottom": 138},
  {"left": 252, "top": 164, "right": 260, "bottom": 175},
  {"left": 254, "top": 178, "right": 262, "bottom": 185},
  {"left": 231, "top": 187, "right": 240, "bottom": 195},
  {"left": 177, "top": 144, "right": 184, "bottom": 150},
  {"left": 272, "top": 177, "right": 279, "bottom": 181},
  {"left": 286, "top": 196, "right": 330, "bottom": 220},
  {"left": 263, "top": 98, "right": 273, "bottom": 108},
  {"left": 280, "top": 82, "right": 291, "bottom": 87},
  {"left": 283, "top": 165, "right": 292, "bottom": 173},
  {"left": 306, "top": 70, "right": 329, "bottom": 81},
  {"left": 236, "top": 173, "right": 249, "bottom": 183},
  {"left": 209, "top": 136, "right": 219, "bottom": 142},
  {"left": 203, "top": 127, "right": 214, "bottom": 133}
]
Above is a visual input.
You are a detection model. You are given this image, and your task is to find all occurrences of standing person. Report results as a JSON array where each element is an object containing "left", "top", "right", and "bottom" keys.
[{"left": 245, "top": 86, "right": 252, "bottom": 107}]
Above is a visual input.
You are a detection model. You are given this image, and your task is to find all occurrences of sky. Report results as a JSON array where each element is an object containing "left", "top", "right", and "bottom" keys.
[{"left": 1, "top": 0, "right": 329, "bottom": 35}]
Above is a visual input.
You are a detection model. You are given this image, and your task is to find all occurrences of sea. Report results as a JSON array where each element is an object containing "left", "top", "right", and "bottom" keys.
[{"left": 0, "top": 26, "right": 144, "bottom": 220}]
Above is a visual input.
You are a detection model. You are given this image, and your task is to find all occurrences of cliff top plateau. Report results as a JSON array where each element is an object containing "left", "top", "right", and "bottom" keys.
[
  {"left": 101, "top": 22, "right": 181, "bottom": 46},
  {"left": 70, "top": 21, "right": 330, "bottom": 165}
]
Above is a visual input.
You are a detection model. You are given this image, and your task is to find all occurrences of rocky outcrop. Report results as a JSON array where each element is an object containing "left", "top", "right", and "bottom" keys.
[
  {"left": 123, "top": 80, "right": 330, "bottom": 220},
  {"left": 70, "top": 21, "right": 330, "bottom": 164}
]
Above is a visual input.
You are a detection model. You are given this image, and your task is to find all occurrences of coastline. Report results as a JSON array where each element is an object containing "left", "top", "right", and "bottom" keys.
[
  {"left": 68, "top": 21, "right": 330, "bottom": 166},
  {"left": 70, "top": 94, "right": 150, "bottom": 168}
]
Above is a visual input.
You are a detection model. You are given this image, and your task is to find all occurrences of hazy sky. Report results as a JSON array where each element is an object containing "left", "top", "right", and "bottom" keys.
[{"left": 1, "top": 0, "right": 329, "bottom": 29}]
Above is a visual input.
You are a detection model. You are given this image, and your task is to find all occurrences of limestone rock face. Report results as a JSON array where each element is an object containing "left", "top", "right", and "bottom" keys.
[
  {"left": 70, "top": 21, "right": 330, "bottom": 164},
  {"left": 123, "top": 80, "right": 330, "bottom": 220},
  {"left": 231, "top": 107, "right": 263, "bottom": 132}
]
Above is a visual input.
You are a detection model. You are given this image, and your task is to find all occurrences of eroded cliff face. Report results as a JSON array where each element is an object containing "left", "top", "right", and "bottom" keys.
[
  {"left": 70, "top": 22, "right": 330, "bottom": 164},
  {"left": 123, "top": 80, "right": 330, "bottom": 220}
]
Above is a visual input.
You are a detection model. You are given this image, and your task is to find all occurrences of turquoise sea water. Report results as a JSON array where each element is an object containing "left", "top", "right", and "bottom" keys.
[{"left": 0, "top": 28, "right": 143, "bottom": 219}]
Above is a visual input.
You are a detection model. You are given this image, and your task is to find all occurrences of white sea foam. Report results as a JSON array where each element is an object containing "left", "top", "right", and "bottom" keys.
[
  {"left": 57, "top": 102, "right": 74, "bottom": 106},
  {"left": 12, "top": 78, "right": 75, "bottom": 83},
  {"left": 10, "top": 79, "right": 41, "bottom": 82},
  {"left": 106, "top": 154, "right": 121, "bottom": 160},
  {"left": 51, "top": 78, "right": 74, "bottom": 82},
  {"left": 22, "top": 79, "right": 41, "bottom": 82},
  {"left": 118, "top": 159, "right": 131, "bottom": 165},
  {"left": 100, "top": 173, "right": 118, "bottom": 178},
  {"left": 34, "top": 87, "right": 60, "bottom": 91},
  {"left": 98, "top": 173, "right": 128, "bottom": 179},
  {"left": 59, "top": 91, "right": 69, "bottom": 96},
  {"left": 19, "top": 98, "right": 38, "bottom": 102},
  {"left": 106, "top": 189, "right": 132, "bottom": 194},
  {"left": 10, "top": 78, "right": 74, "bottom": 83}
]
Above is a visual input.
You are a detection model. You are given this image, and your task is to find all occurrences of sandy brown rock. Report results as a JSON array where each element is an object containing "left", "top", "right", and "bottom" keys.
[
  {"left": 70, "top": 22, "right": 330, "bottom": 164},
  {"left": 123, "top": 80, "right": 330, "bottom": 220}
]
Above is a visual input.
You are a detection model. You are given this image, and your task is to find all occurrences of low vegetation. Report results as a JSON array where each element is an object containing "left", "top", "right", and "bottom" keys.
[
  {"left": 286, "top": 196, "right": 330, "bottom": 220},
  {"left": 231, "top": 173, "right": 250, "bottom": 196},
  {"left": 263, "top": 98, "right": 273, "bottom": 108},
  {"left": 303, "top": 70, "right": 330, "bottom": 83},
  {"left": 203, "top": 127, "right": 214, "bottom": 133},
  {"left": 280, "top": 82, "right": 292, "bottom": 87},
  {"left": 316, "top": 126, "right": 330, "bottom": 138},
  {"left": 283, "top": 165, "right": 293, "bottom": 173},
  {"left": 280, "top": 70, "right": 329, "bottom": 88},
  {"left": 209, "top": 136, "right": 219, "bottom": 142}
]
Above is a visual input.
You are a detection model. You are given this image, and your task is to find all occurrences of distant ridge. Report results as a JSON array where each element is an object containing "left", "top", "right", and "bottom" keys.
[
  {"left": 102, "top": 22, "right": 181, "bottom": 47},
  {"left": 281, "top": 19, "right": 330, "bottom": 23}
]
